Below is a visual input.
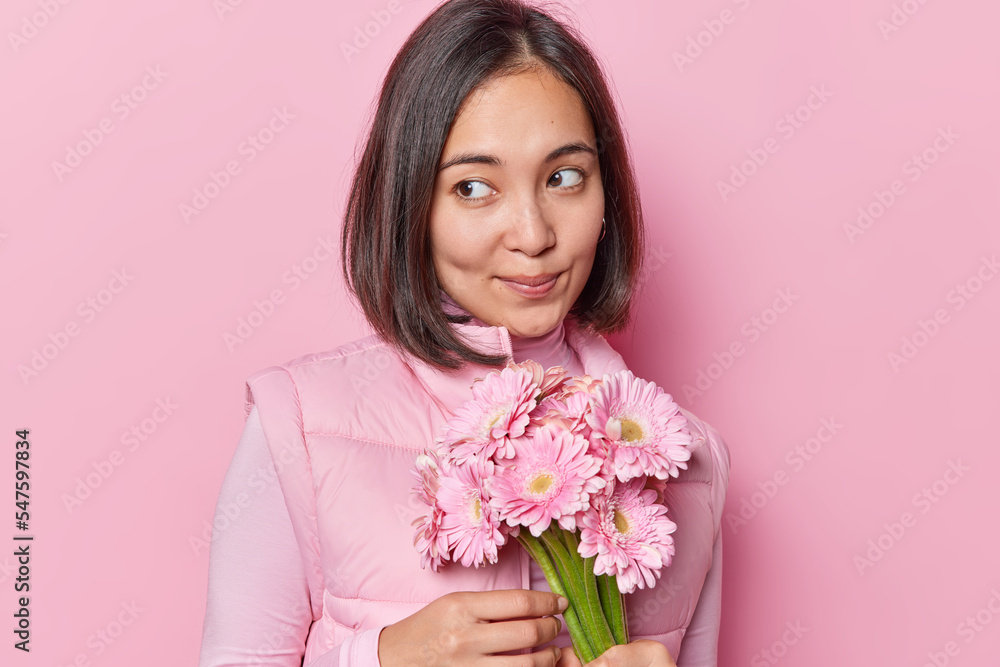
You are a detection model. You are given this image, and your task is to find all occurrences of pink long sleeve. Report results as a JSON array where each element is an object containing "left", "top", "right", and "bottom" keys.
[
  {"left": 199, "top": 405, "right": 383, "bottom": 667},
  {"left": 674, "top": 530, "right": 723, "bottom": 667},
  {"left": 675, "top": 417, "right": 730, "bottom": 667}
]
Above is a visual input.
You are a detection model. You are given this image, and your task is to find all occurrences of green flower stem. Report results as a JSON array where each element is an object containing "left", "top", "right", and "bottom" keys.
[
  {"left": 558, "top": 523, "right": 577, "bottom": 553},
  {"left": 578, "top": 552, "right": 618, "bottom": 653},
  {"left": 593, "top": 572, "right": 614, "bottom": 638},
  {"left": 560, "top": 528, "right": 611, "bottom": 632},
  {"left": 559, "top": 528, "right": 628, "bottom": 647},
  {"left": 597, "top": 574, "right": 628, "bottom": 645},
  {"left": 541, "top": 529, "right": 616, "bottom": 655},
  {"left": 534, "top": 531, "right": 597, "bottom": 662},
  {"left": 517, "top": 533, "right": 597, "bottom": 663}
]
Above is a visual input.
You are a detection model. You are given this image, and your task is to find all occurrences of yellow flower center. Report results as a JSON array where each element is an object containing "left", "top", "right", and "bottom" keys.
[
  {"left": 483, "top": 405, "right": 509, "bottom": 433},
  {"left": 529, "top": 473, "right": 555, "bottom": 495},
  {"left": 620, "top": 418, "right": 643, "bottom": 442},
  {"left": 613, "top": 509, "right": 631, "bottom": 535},
  {"left": 473, "top": 497, "right": 482, "bottom": 521}
]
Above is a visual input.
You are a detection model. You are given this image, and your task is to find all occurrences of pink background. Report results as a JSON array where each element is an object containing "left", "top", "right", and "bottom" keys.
[{"left": 3, "top": 0, "right": 999, "bottom": 665}]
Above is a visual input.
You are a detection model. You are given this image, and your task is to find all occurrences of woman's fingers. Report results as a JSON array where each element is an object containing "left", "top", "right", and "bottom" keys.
[
  {"left": 491, "top": 645, "right": 564, "bottom": 667},
  {"left": 584, "top": 639, "right": 677, "bottom": 667},
  {"left": 459, "top": 589, "right": 569, "bottom": 623},
  {"left": 470, "top": 615, "right": 563, "bottom": 655},
  {"left": 556, "top": 645, "right": 584, "bottom": 667},
  {"left": 379, "top": 590, "right": 573, "bottom": 666}
]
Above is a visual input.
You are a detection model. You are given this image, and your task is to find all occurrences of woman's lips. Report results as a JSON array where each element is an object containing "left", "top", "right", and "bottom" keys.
[{"left": 497, "top": 273, "right": 560, "bottom": 298}]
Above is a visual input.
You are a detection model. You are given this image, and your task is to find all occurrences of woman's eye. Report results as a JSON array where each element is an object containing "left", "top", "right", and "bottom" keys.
[
  {"left": 455, "top": 180, "right": 494, "bottom": 200},
  {"left": 453, "top": 169, "right": 584, "bottom": 202},
  {"left": 549, "top": 168, "right": 584, "bottom": 188}
]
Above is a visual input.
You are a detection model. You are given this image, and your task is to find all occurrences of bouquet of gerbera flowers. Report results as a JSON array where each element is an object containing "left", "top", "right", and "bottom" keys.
[{"left": 410, "top": 361, "right": 698, "bottom": 662}]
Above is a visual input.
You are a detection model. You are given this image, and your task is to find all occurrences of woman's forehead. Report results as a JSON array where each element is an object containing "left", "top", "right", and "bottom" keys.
[{"left": 442, "top": 70, "right": 596, "bottom": 159}]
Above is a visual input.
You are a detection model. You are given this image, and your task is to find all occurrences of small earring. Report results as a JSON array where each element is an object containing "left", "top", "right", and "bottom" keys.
[{"left": 598, "top": 217, "right": 606, "bottom": 242}]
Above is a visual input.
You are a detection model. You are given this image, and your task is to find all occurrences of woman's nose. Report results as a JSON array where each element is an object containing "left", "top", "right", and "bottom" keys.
[{"left": 504, "top": 201, "right": 556, "bottom": 257}]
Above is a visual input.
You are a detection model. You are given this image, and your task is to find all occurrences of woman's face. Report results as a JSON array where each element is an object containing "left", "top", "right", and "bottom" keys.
[{"left": 428, "top": 67, "right": 604, "bottom": 338}]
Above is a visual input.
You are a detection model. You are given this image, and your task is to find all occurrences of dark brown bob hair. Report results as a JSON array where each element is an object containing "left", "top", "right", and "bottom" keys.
[{"left": 341, "top": 0, "right": 645, "bottom": 371}]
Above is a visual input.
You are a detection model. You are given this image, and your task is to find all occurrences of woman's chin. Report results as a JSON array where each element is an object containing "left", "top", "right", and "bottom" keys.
[{"left": 500, "top": 312, "right": 566, "bottom": 339}]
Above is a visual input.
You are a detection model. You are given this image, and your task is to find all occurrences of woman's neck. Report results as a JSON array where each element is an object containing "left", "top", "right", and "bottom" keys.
[{"left": 439, "top": 288, "right": 582, "bottom": 372}]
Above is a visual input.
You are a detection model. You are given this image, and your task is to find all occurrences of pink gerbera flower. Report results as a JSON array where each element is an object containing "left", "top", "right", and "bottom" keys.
[
  {"left": 487, "top": 425, "right": 606, "bottom": 536},
  {"left": 643, "top": 475, "right": 668, "bottom": 506},
  {"left": 410, "top": 452, "right": 450, "bottom": 571},
  {"left": 436, "top": 458, "right": 505, "bottom": 568},
  {"left": 562, "top": 374, "right": 604, "bottom": 396},
  {"left": 578, "top": 477, "right": 678, "bottom": 594},
  {"left": 532, "top": 390, "right": 592, "bottom": 435},
  {"left": 507, "top": 360, "right": 568, "bottom": 400},
  {"left": 531, "top": 391, "right": 617, "bottom": 484},
  {"left": 445, "top": 366, "right": 540, "bottom": 463},
  {"left": 586, "top": 370, "right": 694, "bottom": 482}
]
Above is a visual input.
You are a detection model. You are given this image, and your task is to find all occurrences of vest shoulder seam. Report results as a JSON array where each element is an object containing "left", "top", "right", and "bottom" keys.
[{"left": 283, "top": 336, "right": 392, "bottom": 370}]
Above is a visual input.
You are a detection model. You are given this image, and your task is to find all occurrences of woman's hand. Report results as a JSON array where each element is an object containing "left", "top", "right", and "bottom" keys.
[
  {"left": 378, "top": 589, "right": 569, "bottom": 666},
  {"left": 555, "top": 640, "right": 677, "bottom": 667}
]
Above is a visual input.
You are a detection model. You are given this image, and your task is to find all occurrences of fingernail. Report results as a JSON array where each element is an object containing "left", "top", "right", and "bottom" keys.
[
  {"left": 557, "top": 596, "right": 569, "bottom": 611},
  {"left": 555, "top": 647, "right": 562, "bottom": 661}
]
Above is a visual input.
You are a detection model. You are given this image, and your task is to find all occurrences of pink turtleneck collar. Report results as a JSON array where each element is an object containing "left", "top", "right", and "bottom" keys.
[{"left": 438, "top": 288, "right": 583, "bottom": 375}]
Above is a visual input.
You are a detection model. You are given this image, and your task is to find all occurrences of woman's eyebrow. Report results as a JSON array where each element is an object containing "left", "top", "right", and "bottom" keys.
[{"left": 437, "top": 141, "right": 598, "bottom": 173}]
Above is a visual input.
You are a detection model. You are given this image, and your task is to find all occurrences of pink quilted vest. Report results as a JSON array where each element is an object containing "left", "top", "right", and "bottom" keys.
[{"left": 244, "top": 315, "right": 729, "bottom": 664}]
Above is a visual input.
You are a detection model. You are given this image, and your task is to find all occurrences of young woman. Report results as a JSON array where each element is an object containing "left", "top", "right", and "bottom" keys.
[{"left": 199, "top": 1, "right": 730, "bottom": 665}]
